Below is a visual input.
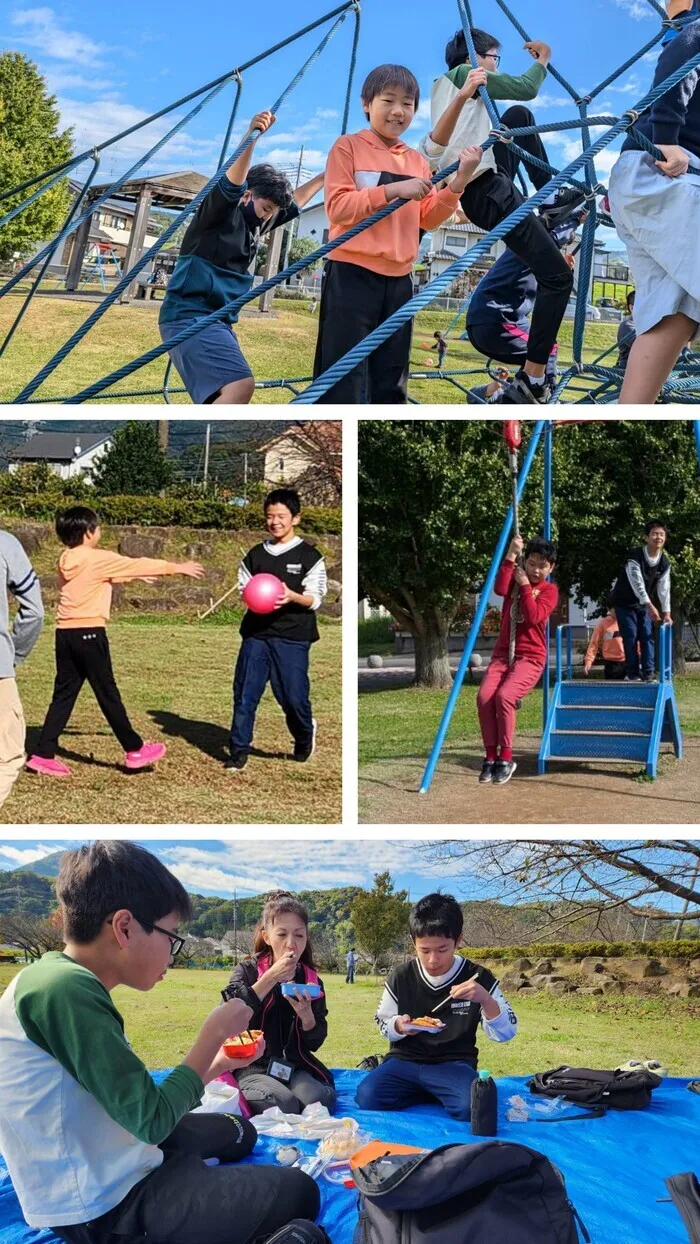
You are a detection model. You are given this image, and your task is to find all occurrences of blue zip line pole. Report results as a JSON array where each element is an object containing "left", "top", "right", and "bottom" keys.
[
  {"left": 419, "top": 420, "right": 547, "bottom": 796},
  {"left": 695, "top": 420, "right": 700, "bottom": 468},
  {"left": 542, "top": 420, "right": 553, "bottom": 730}
]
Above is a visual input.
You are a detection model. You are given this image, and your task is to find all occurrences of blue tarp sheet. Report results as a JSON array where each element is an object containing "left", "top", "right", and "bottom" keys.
[{"left": 1, "top": 1071, "right": 698, "bottom": 1244}]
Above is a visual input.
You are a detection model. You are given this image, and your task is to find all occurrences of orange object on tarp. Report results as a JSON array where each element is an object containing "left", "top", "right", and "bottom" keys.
[
  {"left": 222, "top": 1030, "right": 264, "bottom": 1059},
  {"left": 503, "top": 420, "right": 522, "bottom": 450},
  {"left": 350, "top": 1141, "right": 425, "bottom": 1171}
]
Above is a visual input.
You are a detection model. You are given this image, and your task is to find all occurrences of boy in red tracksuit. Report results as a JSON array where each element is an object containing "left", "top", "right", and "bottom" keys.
[{"left": 476, "top": 534, "right": 558, "bottom": 785}]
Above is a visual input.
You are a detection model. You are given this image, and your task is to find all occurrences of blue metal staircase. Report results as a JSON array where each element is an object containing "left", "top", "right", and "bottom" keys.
[{"left": 538, "top": 624, "right": 682, "bottom": 778}]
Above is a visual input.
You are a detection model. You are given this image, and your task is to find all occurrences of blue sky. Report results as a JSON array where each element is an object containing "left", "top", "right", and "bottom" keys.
[
  {"left": 1, "top": 0, "right": 666, "bottom": 248},
  {"left": 0, "top": 840, "right": 693, "bottom": 917},
  {"left": 0, "top": 838, "right": 489, "bottom": 902}
]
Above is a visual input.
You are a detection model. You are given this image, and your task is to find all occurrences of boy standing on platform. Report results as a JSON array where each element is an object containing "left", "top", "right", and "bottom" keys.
[{"left": 611, "top": 520, "right": 672, "bottom": 681}]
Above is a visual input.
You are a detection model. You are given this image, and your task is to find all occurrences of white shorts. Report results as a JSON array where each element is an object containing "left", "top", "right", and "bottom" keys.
[{"left": 608, "top": 149, "right": 700, "bottom": 338}]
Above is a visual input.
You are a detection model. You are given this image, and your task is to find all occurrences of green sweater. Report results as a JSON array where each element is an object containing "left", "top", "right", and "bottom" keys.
[
  {"left": 447, "top": 60, "right": 547, "bottom": 102},
  {"left": 0, "top": 952, "right": 204, "bottom": 1228}
]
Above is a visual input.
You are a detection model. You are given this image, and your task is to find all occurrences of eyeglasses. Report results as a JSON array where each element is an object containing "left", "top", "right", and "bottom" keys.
[
  {"left": 138, "top": 919, "right": 186, "bottom": 959},
  {"left": 484, "top": 52, "right": 501, "bottom": 66}
]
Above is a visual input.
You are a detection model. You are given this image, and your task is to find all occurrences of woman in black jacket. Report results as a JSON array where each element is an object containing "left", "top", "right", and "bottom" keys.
[{"left": 225, "top": 891, "right": 336, "bottom": 1115}]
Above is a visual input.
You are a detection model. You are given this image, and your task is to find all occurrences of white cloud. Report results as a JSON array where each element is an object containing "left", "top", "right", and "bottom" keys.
[
  {"left": 56, "top": 95, "right": 222, "bottom": 169},
  {"left": 315, "top": 108, "right": 340, "bottom": 120},
  {"left": 10, "top": 7, "right": 111, "bottom": 66},
  {"left": 533, "top": 93, "right": 573, "bottom": 109},
  {"left": 44, "top": 70, "right": 118, "bottom": 92},
  {"left": 610, "top": 0, "right": 654, "bottom": 18},
  {"left": 159, "top": 841, "right": 456, "bottom": 898},
  {"left": 260, "top": 146, "right": 329, "bottom": 172},
  {"left": 0, "top": 843, "right": 67, "bottom": 869}
]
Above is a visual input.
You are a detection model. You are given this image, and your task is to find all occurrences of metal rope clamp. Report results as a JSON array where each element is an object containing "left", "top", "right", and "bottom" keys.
[
  {"left": 574, "top": 96, "right": 592, "bottom": 106},
  {"left": 489, "top": 127, "right": 513, "bottom": 144},
  {"left": 622, "top": 109, "right": 640, "bottom": 124}
]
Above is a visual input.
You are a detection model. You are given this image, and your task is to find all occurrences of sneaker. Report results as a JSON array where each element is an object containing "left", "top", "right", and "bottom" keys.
[
  {"left": 641, "top": 673, "right": 658, "bottom": 683},
  {"left": 225, "top": 750, "right": 248, "bottom": 771},
  {"left": 501, "top": 369, "right": 552, "bottom": 405},
  {"left": 539, "top": 186, "right": 587, "bottom": 231},
  {"left": 492, "top": 759, "right": 517, "bottom": 785},
  {"left": 26, "top": 755, "right": 71, "bottom": 777},
  {"left": 294, "top": 718, "right": 317, "bottom": 763},
  {"left": 124, "top": 741, "right": 166, "bottom": 771},
  {"left": 478, "top": 759, "right": 495, "bottom": 784}
]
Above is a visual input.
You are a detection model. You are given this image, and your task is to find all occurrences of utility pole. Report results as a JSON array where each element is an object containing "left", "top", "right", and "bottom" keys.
[
  {"left": 233, "top": 887, "right": 238, "bottom": 965},
  {"left": 279, "top": 145, "right": 304, "bottom": 286},
  {"left": 673, "top": 857, "right": 700, "bottom": 941},
  {"left": 243, "top": 451, "right": 248, "bottom": 501},
  {"left": 203, "top": 423, "right": 211, "bottom": 489},
  {"left": 157, "top": 421, "right": 169, "bottom": 452}
]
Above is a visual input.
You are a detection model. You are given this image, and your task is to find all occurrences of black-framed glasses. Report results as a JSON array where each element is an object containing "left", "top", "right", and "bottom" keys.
[
  {"left": 485, "top": 52, "right": 501, "bottom": 66},
  {"left": 136, "top": 918, "right": 186, "bottom": 959}
]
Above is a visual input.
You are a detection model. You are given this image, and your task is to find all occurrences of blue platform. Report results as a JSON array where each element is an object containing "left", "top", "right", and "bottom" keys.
[
  {"left": 2, "top": 1071, "right": 698, "bottom": 1244},
  {"left": 539, "top": 624, "right": 683, "bottom": 777}
]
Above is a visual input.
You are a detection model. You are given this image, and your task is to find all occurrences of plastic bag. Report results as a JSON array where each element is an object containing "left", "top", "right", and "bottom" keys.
[
  {"left": 252, "top": 1103, "right": 360, "bottom": 1140},
  {"left": 191, "top": 1079, "right": 242, "bottom": 1116}
]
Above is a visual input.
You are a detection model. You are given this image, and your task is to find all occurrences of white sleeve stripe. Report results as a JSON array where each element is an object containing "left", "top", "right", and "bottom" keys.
[
  {"left": 302, "top": 559, "right": 328, "bottom": 610},
  {"left": 238, "top": 562, "right": 252, "bottom": 591}
]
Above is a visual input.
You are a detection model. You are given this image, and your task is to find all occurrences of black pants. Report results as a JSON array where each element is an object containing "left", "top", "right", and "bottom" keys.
[
  {"left": 467, "top": 319, "right": 559, "bottom": 381},
  {"left": 51, "top": 1112, "right": 320, "bottom": 1244},
  {"left": 460, "top": 108, "right": 573, "bottom": 365},
  {"left": 604, "top": 660, "right": 626, "bottom": 680},
  {"left": 36, "top": 628, "right": 142, "bottom": 758},
  {"left": 494, "top": 105, "right": 553, "bottom": 192},
  {"left": 313, "top": 260, "right": 413, "bottom": 403}
]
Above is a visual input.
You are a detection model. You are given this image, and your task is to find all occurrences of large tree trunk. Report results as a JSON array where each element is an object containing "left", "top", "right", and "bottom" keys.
[{"left": 414, "top": 625, "right": 452, "bottom": 688}]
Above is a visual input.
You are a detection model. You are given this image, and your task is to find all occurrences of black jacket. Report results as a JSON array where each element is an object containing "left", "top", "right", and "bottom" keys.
[{"left": 226, "top": 955, "right": 334, "bottom": 1086}]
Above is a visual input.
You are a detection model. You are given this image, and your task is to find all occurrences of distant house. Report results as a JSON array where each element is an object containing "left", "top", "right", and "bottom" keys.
[
  {"left": 8, "top": 432, "right": 113, "bottom": 482},
  {"left": 260, "top": 422, "right": 341, "bottom": 504},
  {"left": 426, "top": 221, "right": 506, "bottom": 280}
]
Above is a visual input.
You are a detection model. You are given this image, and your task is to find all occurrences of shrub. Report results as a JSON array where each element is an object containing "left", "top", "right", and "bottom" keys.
[
  {"left": 459, "top": 939, "right": 699, "bottom": 960},
  {"left": 0, "top": 494, "right": 341, "bottom": 534}
]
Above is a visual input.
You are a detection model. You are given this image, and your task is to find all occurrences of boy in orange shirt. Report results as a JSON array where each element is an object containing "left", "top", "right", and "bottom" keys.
[
  {"left": 27, "top": 507, "right": 204, "bottom": 777},
  {"left": 313, "top": 63, "right": 481, "bottom": 403},
  {"left": 583, "top": 600, "right": 626, "bottom": 680}
]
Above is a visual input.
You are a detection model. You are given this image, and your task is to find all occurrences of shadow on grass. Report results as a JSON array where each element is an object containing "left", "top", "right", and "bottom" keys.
[{"left": 148, "top": 710, "right": 290, "bottom": 763}]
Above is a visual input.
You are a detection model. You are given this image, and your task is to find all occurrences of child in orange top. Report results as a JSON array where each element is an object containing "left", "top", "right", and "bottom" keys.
[
  {"left": 583, "top": 601, "right": 626, "bottom": 680},
  {"left": 313, "top": 63, "right": 481, "bottom": 403},
  {"left": 27, "top": 506, "right": 204, "bottom": 778}
]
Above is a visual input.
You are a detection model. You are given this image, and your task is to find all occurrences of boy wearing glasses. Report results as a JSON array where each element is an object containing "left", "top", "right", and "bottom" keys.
[
  {"left": 0, "top": 841, "right": 321, "bottom": 1244},
  {"left": 420, "top": 26, "right": 585, "bottom": 405}
]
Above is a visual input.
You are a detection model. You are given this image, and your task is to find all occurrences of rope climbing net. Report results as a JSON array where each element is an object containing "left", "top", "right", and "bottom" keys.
[{"left": 1, "top": 0, "right": 700, "bottom": 405}]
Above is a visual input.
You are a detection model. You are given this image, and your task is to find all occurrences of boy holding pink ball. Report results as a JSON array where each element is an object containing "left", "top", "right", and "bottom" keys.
[{"left": 229, "top": 488, "right": 327, "bottom": 772}]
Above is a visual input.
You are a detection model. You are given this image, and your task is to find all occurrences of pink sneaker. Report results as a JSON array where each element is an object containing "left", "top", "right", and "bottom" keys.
[
  {"left": 124, "top": 741, "right": 166, "bottom": 771},
  {"left": 26, "top": 755, "right": 71, "bottom": 777}
]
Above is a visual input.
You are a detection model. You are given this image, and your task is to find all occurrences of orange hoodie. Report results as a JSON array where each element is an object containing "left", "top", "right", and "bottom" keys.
[
  {"left": 585, "top": 613, "right": 625, "bottom": 668},
  {"left": 325, "top": 129, "right": 461, "bottom": 277},
  {"left": 56, "top": 546, "right": 181, "bottom": 629}
]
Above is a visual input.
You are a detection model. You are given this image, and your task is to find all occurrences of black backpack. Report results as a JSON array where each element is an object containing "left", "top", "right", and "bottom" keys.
[
  {"left": 528, "top": 1065, "right": 663, "bottom": 1118},
  {"left": 352, "top": 1141, "right": 588, "bottom": 1244},
  {"left": 665, "top": 1173, "right": 700, "bottom": 1244}
]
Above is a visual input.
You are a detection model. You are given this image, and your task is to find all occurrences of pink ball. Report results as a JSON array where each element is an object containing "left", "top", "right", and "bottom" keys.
[{"left": 242, "top": 573, "right": 284, "bottom": 614}]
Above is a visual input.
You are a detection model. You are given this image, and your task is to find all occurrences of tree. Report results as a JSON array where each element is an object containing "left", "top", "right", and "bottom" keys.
[
  {"left": 351, "top": 872, "right": 410, "bottom": 973},
  {"left": 0, "top": 53, "right": 74, "bottom": 262},
  {"left": 289, "top": 236, "right": 321, "bottom": 271},
  {"left": 422, "top": 840, "right": 700, "bottom": 940},
  {"left": 93, "top": 421, "right": 174, "bottom": 495},
  {"left": 289, "top": 421, "right": 342, "bottom": 505},
  {"left": 0, "top": 911, "right": 64, "bottom": 960},
  {"left": 552, "top": 420, "right": 700, "bottom": 672},
  {"left": 359, "top": 421, "right": 543, "bottom": 686}
]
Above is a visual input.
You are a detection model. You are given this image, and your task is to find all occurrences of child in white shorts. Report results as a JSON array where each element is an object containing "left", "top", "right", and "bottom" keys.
[{"left": 608, "top": 0, "right": 700, "bottom": 403}]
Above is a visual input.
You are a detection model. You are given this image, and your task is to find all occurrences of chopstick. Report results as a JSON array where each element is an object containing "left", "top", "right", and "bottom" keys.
[{"left": 431, "top": 972, "right": 479, "bottom": 1014}]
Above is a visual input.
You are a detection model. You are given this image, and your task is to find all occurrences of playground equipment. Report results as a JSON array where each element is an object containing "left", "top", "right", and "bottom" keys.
[
  {"left": 539, "top": 622, "right": 681, "bottom": 779},
  {"left": 2, "top": 0, "right": 700, "bottom": 402},
  {"left": 419, "top": 419, "right": 690, "bottom": 794}
]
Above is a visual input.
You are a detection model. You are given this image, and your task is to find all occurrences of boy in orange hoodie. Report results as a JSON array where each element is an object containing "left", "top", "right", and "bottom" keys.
[
  {"left": 27, "top": 507, "right": 204, "bottom": 777},
  {"left": 583, "top": 600, "right": 626, "bottom": 681},
  {"left": 313, "top": 63, "right": 482, "bottom": 403}
]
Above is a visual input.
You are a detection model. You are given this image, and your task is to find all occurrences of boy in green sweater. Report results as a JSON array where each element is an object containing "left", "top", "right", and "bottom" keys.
[
  {"left": 0, "top": 841, "right": 320, "bottom": 1244},
  {"left": 420, "top": 26, "right": 586, "bottom": 405}
]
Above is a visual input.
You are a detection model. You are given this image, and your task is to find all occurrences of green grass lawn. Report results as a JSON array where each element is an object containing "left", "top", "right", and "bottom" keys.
[
  {"left": 359, "top": 673, "right": 700, "bottom": 765},
  {"left": 0, "top": 965, "right": 697, "bottom": 1074},
  {"left": 3, "top": 621, "right": 341, "bottom": 823},
  {"left": 0, "top": 295, "right": 621, "bottom": 404}
]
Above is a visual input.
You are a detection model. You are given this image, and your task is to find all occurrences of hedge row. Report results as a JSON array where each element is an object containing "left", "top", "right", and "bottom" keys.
[
  {"left": 460, "top": 940, "right": 700, "bottom": 960},
  {"left": 0, "top": 494, "right": 341, "bottom": 535}
]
